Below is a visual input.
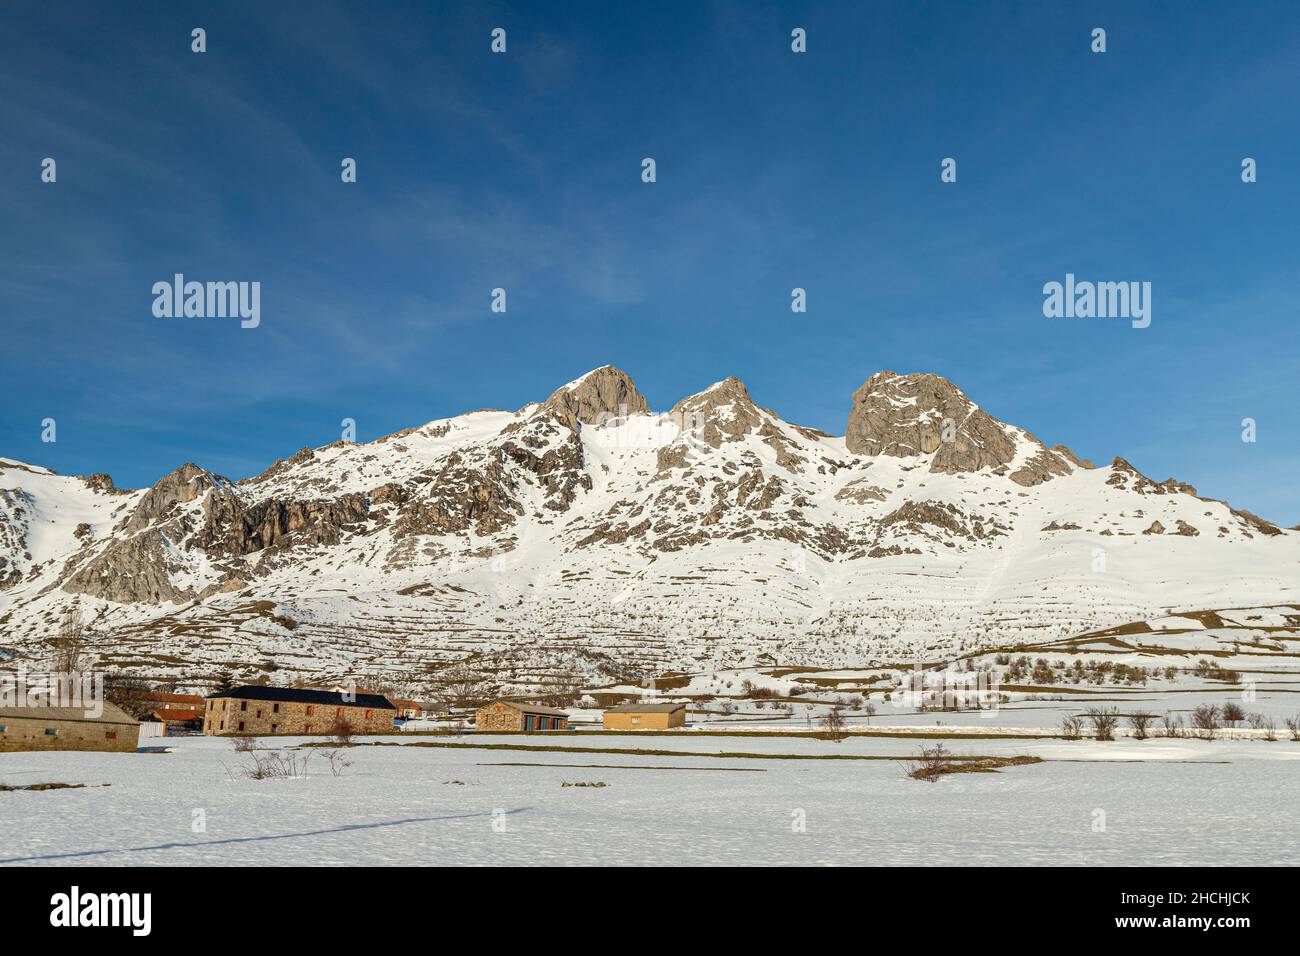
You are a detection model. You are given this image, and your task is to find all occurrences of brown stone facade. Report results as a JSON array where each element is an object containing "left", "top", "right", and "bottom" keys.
[
  {"left": 474, "top": 700, "right": 569, "bottom": 732},
  {"left": 203, "top": 688, "right": 396, "bottom": 736},
  {"left": 0, "top": 706, "right": 140, "bottom": 753}
]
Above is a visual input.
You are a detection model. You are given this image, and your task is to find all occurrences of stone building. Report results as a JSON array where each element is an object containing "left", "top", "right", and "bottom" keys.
[
  {"left": 602, "top": 702, "right": 688, "bottom": 730},
  {"left": 146, "top": 691, "right": 205, "bottom": 734},
  {"left": 474, "top": 700, "right": 569, "bottom": 732},
  {"left": 0, "top": 701, "right": 140, "bottom": 753},
  {"left": 203, "top": 686, "right": 396, "bottom": 736}
]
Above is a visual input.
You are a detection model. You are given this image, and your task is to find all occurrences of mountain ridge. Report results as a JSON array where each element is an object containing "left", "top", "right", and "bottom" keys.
[{"left": 1, "top": 367, "right": 1294, "bottom": 690}]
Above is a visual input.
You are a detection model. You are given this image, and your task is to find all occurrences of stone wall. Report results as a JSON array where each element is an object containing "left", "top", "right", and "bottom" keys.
[
  {"left": 473, "top": 702, "right": 567, "bottom": 731},
  {"left": 0, "top": 715, "right": 139, "bottom": 753},
  {"left": 202, "top": 697, "right": 395, "bottom": 736}
]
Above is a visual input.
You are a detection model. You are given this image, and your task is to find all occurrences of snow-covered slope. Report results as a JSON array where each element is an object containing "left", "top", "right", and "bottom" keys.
[{"left": 2, "top": 366, "right": 1297, "bottom": 688}]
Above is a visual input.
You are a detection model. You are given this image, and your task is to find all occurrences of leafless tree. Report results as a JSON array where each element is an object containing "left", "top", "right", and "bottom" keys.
[
  {"left": 52, "top": 607, "right": 90, "bottom": 675},
  {"left": 1061, "top": 715, "right": 1084, "bottom": 739},
  {"left": 438, "top": 664, "right": 491, "bottom": 708},
  {"left": 103, "top": 673, "right": 157, "bottom": 719},
  {"left": 819, "top": 707, "right": 847, "bottom": 741},
  {"left": 1221, "top": 702, "right": 1245, "bottom": 728},
  {"left": 1127, "top": 712, "right": 1156, "bottom": 740},
  {"left": 1191, "top": 704, "right": 1221, "bottom": 739},
  {"left": 1085, "top": 707, "right": 1119, "bottom": 741}
]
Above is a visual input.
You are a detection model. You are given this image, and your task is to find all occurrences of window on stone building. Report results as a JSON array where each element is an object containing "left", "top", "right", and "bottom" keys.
[
  {"left": 106, "top": 731, "right": 117, "bottom": 740},
  {"left": 273, "top": 703, "right": 281, "bottom": 714},
  {"left": 238, "top": 721, "right": 246, "bottom": 732},
  {"left": 45, "top": 727, "right": 58, "bottom": 735},
  {"left": 240, "top": 701, "right": 248, "bottom": 712}
]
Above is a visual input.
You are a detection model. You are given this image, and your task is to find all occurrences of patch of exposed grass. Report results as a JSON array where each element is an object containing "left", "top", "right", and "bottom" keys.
[{"left": 906, "top": 743, "right": 1042, "bottom": 782}]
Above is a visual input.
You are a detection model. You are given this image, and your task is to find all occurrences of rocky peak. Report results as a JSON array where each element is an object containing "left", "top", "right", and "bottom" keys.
[
  {"left": 125, "top": 462, "right": 225, "bottom": 533},
  {"left": 541, "top": 365, "right": 648, "bottom": 431},
  {"left": 666, "top": 376, "right": 766, "bottom": 448},
  {"left": 845, "top": 372, "right": 1018, "bottom": 474}
]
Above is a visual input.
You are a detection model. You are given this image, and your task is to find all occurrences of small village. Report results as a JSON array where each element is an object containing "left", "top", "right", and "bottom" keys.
[{"left": 0, "top": 680, "right": 693, "bottom": 754}]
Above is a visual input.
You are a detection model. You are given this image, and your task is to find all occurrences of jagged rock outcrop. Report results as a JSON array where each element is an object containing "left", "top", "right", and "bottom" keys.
[
  {"left": 80, "top": 473, "right": 124, "bottom": 495},
  {"left": 846, "top": 372, "right": 1018, "bottom": 474},
  {"left": 656, "top": 377, "right": 773, "bottom": 472},
  {"left": 125, "top": 463, "right": 223, "bottom": 533},
  {"left": 541, "top": 365, "right": 648, "bottom": 431},
  {"left": 1009, "top": 443, "right": 1074, "bottom": 487}
]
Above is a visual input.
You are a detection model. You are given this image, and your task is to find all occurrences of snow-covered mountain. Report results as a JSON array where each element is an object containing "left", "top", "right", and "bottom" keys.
[{"left": 2, "top": 366, "right": 1297, "bottom": 690}]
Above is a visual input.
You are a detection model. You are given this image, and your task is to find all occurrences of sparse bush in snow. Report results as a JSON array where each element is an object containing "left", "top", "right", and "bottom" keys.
[
  {"left": 332, "top": 714, "right": 356, "bottom": 745},
  {"left": 1127, "top": 712, "right": 1156, "bottom": 740},
  {"left": 1084, "top": 707, "right": 1119, "bottom": 741},
  {"left": 819, "top": 708, "right": 847, "bottom": 741},
  {"left": 1061, "top": 715, "right": 1084, "bottom": 739},
  {"left": 906, "top": 743, "right": 952, "bottom": 782},
  {"left": 1191, "top": 704, "right": 1221, "bottom": 739},
  {"left": 1285, "top": 715, "right": 1300, "bottom": 741}
]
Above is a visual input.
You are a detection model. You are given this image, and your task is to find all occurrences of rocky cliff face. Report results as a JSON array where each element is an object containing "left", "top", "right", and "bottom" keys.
[
  {"left": 540, "top": 365, "right": 649, "bottom": 430},
  {"left": 845, "top": 371, "right": 1076, "bottom": 486}
]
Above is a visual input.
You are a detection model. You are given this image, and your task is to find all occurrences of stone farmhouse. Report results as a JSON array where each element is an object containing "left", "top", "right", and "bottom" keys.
[
  {"left": 474, "top": 700, "right": 569, "bottom": 732},
  {"left": 203, "top": 686, "right": 396, "bottom": 736},
  {"left": 0, "top": 701, "right": 140, "bottom": 753}
]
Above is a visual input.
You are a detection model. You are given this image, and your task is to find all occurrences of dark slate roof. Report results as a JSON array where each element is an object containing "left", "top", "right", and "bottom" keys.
[
  {"left": 605, "top": 702, "right": 687, "bottom": 714},
  {"left": 207, "top": 685, "right": 395, "bottom": 710}
]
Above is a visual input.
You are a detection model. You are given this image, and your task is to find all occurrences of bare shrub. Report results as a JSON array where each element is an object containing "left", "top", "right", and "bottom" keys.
[
  {"left": 1221, "top": 702, "right": 1245, "bottom": 727},
  {"left": 1127, "top": 712, "right": 1156, "bottom": 741},
  {"left": 1191, "top": 704, "right": 1221, "bottom": 739},
  {"left": 1285, "top": 714, "right": 1300, "bottom": 741},
  {"left": 237, "top": 749, "right": 311, "bottom": 780},
  {"left": 1160, "top": 712, "right": 1186, "bottom": 738},
  {"left": 1061, "top": 715, "right": 1084, "bottom": 739},
  {"left": 319, "top": 749, "right": 353, "bottom": 777},
  {"left": 906, "top": 743, "right": 951, "bottom": 782},
  {"left": 819, "top": 708, "right": 847, "bottom": 741},
  {"left": 332, "top": 714, "right": 355, "bottom": 745},
  {"left": 232, "top": 734, "right": 256, "bottom": 753},
  {"left": 1084, "top": 707, "right": 1119, "bottom": 741}
]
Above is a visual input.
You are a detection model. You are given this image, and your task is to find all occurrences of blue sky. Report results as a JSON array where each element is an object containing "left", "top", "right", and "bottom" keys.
[{"left": 2, "top": 1, "right": 1298, "bottom": 522}]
